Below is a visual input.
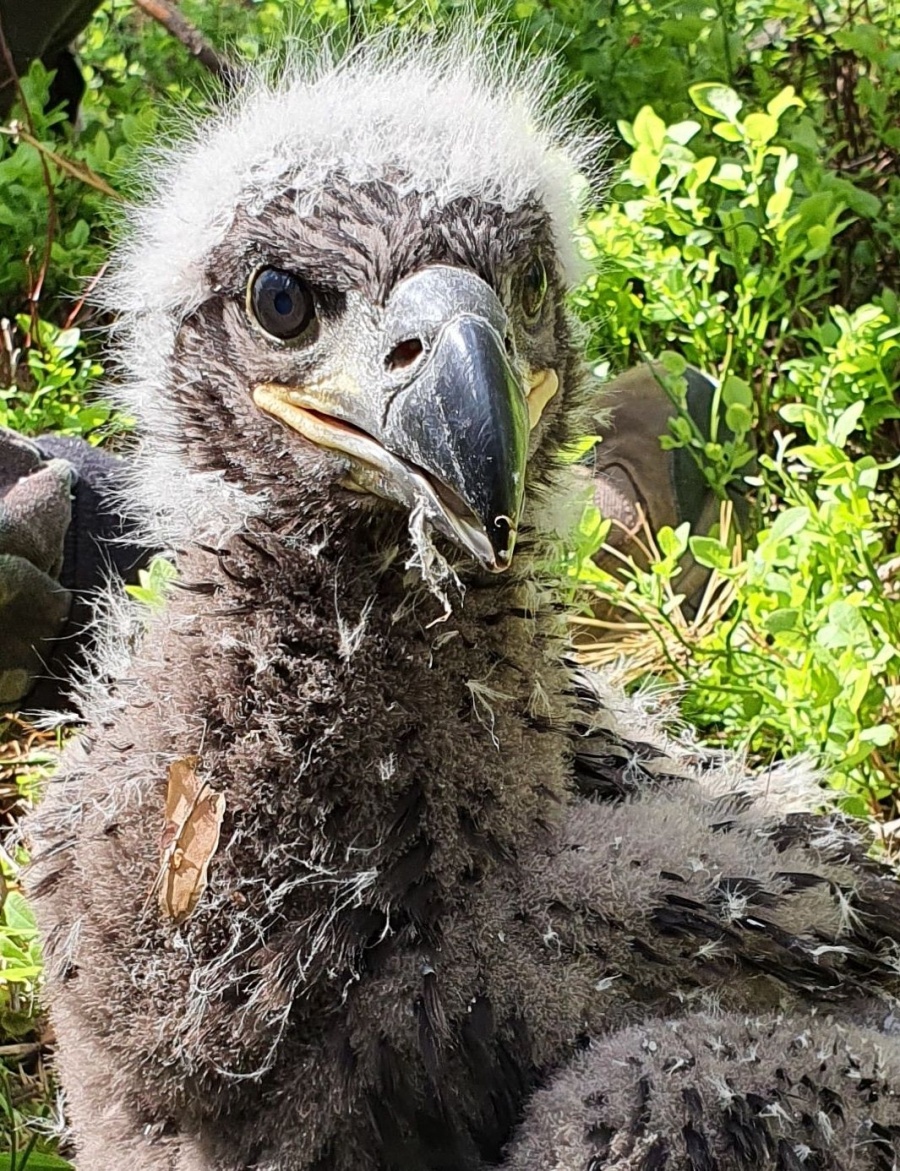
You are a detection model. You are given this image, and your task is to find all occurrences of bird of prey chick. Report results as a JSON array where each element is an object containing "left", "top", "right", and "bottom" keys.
[{"left": 25, "top": 30, "right": 900, "bottom": 1171}]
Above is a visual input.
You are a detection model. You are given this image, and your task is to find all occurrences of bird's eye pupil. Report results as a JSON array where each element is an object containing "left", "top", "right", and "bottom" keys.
[
  {"left": 248, "top": 267, "right": 316, "bottom": 341},
  {"left": 274, "top": 290, "right": 293, "bottom": 316}
]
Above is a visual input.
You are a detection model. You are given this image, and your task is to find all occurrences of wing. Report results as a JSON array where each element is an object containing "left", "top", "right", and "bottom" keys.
[{"left": 504, "top": 1011, "right": 900, "bottom": 1170}]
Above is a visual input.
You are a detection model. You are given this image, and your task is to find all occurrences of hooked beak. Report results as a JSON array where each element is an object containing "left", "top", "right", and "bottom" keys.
[{"left": 253, "top": 266, "right": 556, "bottom": 572}]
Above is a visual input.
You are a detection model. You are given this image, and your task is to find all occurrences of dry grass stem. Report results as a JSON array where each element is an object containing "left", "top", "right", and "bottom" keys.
[{"left": 570, "top": 501, "right": 742, "bottom": 690}]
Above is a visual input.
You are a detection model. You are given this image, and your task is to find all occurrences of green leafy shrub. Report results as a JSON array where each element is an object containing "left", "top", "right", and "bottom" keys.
[
  {"left": 0, "top": 65, "right": 114, "bottom": 318},
  {"left": 579, "top": 81, "right": 899, "bottom": 431},
  {"left": 578, "top": 391, "right": 900, "bottom": 810},
  {"left": 0, "top": 728, "right": 66, "bottom": 1170},
  {"left": 0, "top": 891, "right": 42, "bottom": 1040},
  {"left": 569, "top": 33, "right": 900, "bottom": 811},
  {"left": 0, "top": 317, "right": 114, "bottom": 440}
]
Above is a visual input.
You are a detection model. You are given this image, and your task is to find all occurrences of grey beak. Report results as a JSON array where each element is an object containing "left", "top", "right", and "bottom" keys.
[{"left": 376, "top": 267, "right": 529, "bottom": 568}]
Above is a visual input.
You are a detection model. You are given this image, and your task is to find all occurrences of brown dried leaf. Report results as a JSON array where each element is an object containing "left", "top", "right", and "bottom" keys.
[{"left": 157, "top": 756, "right": 225, "bottom": 925}]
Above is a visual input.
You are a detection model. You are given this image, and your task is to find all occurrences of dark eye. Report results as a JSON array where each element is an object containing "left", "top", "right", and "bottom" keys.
[
  {"left": 248, "top": 268, "right": 316, "bottom": 341},
  {"left": 522, "top": 256, "right": 548, "bottom": 321}
]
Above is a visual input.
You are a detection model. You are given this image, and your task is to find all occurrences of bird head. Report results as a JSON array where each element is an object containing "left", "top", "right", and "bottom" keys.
[{"left": 107, "top": 33, "right": 599, "bottom": 576}]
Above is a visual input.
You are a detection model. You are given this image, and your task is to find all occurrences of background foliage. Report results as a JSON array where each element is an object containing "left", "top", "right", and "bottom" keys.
[{"left": 0, "top": 0, "right": 898, "bottom": 1164}]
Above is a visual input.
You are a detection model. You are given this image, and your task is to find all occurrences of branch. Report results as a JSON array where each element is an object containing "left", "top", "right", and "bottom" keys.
[{"left": 132, "top": 0, "right": 237, "bottom": 85}]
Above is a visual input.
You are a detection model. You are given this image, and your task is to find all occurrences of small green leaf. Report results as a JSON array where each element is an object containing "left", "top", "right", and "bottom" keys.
[
  {"left": 632, "top": 105, "right": 666, "bottom": 153},
  {"left": 725, "top": 402, "right": 753, "bottom": 435},
  {"left": 765, "top": 187, "right": 792, "bottom": 223},
  {"left": 806, "top": 224, "right": 831, "bottom": 256},
  {"left": 616, "top": 118, "right": 637, "bottom": 148},
  {"left": 721, "top": 375, "right": 753, "bottom": 409},
  {"left": 766, "top": 86, "right": 804, "bottom": 120},
  {"left": 770, "top": 507, "right": 809, "bottom": 540},
  {"left": 689, "top": 83, "right": 743, "bottom": 122},
  {"left": 831, "top": 402, "right": 865, "bottom": 447},
  {"left": 860, "top": 724, "right": 896, "bottom": 747},
  {"left": 657, "top": 524, "right": 689, "bottom": 560},
  {"left": 765, "top": 608, "right": 799, "bottom": 634},
  {"left": 688, "top": 156, "right": 717, "bottom": 189},
  {"left": 743, "top": 112, "right": 778, "bottom": 144},
  {"left": 625, "top": 145, "right": 661, "bottom": 186},
  {"left": 2, "top": 892, "right": 36, "bottom": 933},
  {"left": 659, "top": 351, "right": 687, "bottom": 377},
  {"left": 689, "top": 536, "right": 731, "bottom": 570},
  {"left": 711, "top": 121, "right": 743, "bottom": 142},
  {"left": 711, "top": 163, "right": 744, "bottom": 190},
  {"left": 0, "top": 965, "right": 43, "bottom": 983},
  {"left": 665, "top": 120, "right": 701, "bottom": 146}
]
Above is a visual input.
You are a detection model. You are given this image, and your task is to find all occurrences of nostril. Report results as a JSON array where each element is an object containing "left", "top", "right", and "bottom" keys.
[{"left": 385, "top": 337, "right": 424, "bottom": 371}]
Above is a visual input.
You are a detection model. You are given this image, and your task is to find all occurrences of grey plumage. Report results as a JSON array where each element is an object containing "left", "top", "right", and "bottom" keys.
[{"left": 23, "top": 32, "right": 900, "bottom": 1171}]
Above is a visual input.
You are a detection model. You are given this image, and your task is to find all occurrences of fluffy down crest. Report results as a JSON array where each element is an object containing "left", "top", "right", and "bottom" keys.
[{"left": 107, "top": 30, "right": 596, "bottom": 319}]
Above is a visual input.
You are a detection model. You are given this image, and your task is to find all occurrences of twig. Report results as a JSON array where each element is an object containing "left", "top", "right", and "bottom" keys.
[
  {"left": 0, "top": 1042, "right": 41, "bottom": 1059},
  {"left": 63, "top": 262, "right": 110, "bottom": 329},
  {"left": 132, "top": 0, "right": 237, "bottom": 85}
]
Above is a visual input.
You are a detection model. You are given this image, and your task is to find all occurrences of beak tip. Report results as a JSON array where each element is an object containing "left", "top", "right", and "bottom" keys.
[{"left": 485, "top": 516, "right": 518, "bottom": 572}]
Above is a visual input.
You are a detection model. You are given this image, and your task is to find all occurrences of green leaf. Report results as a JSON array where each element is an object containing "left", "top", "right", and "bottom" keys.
[
  {"left": 721, "top": 375, "right": 753, "bottom": 409},
  {"left": 770, "top": 507, "right": 809, "bottom": 540},
  {"left": 766, "top": 86, "right": 804, "bottom": 120},
  {"left": 67, "top": 219, "right": 90, "bottom": 249},
  {"left": 2, "top": 892, "right": 36, "bottom": 934},
  {"left": 743, "top": 112, "right": 778, "bottom": 144},
  {"left": 741, "top": 691, "right": 763, "bottom": 719},
  {"left": 657, "top": 524, "right": 689, "bottom": 560},
  {"left": 689, "top": 536, "right": 731, "bottom": 570},
  {"left": 806, "top": 224, "right": 831, "bottom": 257},
  {"left": 689, "top": 83, "right": 743, "bottom": 122},
  {"left": 779, "top": 402, "right": 809, "bottom": 427},
  {"left": 834, "top": 24, "right": 886, "bottom": 60},
  {"left": 831, "top": 402, "right": 866, "bottom": 447},
  {"left": 792, "top": 445, "right": 838, "bottom": 472},
  {"left": 765, "top": 187, "right": 792, "bottom": 223},
  {"left": 724, "top": 402, "right": 753, "bottom": 435},
  {"left": 765, "top": 608, "right": 799, "bottom": 634},
  {"left": 688, "top": 156, "right": 717, "bottom": 189},
  {"left": 0, "top": 965, "right": 43, "bottom": 982},
  {"left": 625, "top": 145, "right": 661, "bottom": 186},
  {"left": 838, "top": 182, "right": 882, "bottom": 219},
  {"left": 773, "top": 151, "right": 799, "bottom": 192},
  {"left": 711, "top": 121, "right": 743, "bottom": 142},
  {"left": 659, "top": 351, "right": 687, "bottom": 377},
  {"left": 125, "top": 556, "right": 177, "bottom": 612},
  {"left": 616, "top": 119, "right": 637, "bottom": 148},
  {"left": 860, "top": 724, "right": 896, "bottom": 747},
  {"left": 632, "top": 106, "right": 666, "bottom": 153},
  {"left": 665, "top": 120, "right": 701, "bottom": 146},
  {"left": 711, "top": 163, "right": 744, "bottom": 190}
]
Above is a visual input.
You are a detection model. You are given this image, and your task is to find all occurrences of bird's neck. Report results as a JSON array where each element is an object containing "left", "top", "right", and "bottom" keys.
[{"left": 166, "top": 518, "right": 574, "bottom": 956}]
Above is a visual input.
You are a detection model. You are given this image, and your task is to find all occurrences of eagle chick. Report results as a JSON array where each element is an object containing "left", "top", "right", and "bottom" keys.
[{"left": 25, "top": 30, "right": 900, "bottom": 1171}]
